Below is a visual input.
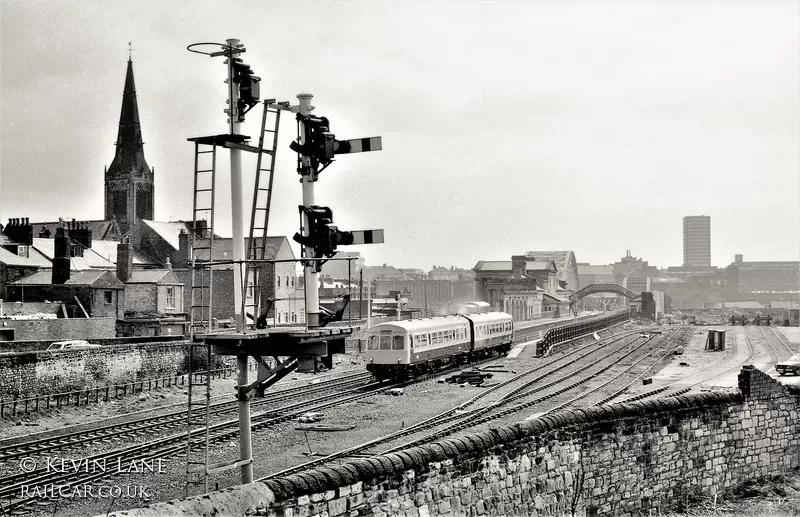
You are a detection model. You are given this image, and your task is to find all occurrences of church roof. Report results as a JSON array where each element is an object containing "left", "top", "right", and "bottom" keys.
[{"left": 106, "top": 59, "right": 151, "bottom": 180}]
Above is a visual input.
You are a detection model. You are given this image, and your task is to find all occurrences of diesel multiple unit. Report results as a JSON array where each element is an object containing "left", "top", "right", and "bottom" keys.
[{"left": 365, "top": 311, "right": 514, "bottom": 379}]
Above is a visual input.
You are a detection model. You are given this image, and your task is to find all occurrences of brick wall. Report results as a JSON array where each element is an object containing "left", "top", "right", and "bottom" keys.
[
  {"left": 0, "top": 341, "right": 191, "bottom": 398},
  {"left": 116, "top": 366, "right": 799, "bottom": 517},
  {"left": 125, "top": 283, "right": 158, "bottom": 313}
]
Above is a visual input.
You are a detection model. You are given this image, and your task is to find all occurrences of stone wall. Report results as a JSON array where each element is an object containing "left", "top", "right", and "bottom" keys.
[
  {"left": 113, "top": 366, "right": 799, "bottom": 517},
  {"left": 0, "top": 317, "right": 117, "bottom": 341},
  {"left": 0, "top": 335, "right": 185, "bottom": 353},
  {"left": 0, "top": 340, "right": 191, "bottom": 398}
]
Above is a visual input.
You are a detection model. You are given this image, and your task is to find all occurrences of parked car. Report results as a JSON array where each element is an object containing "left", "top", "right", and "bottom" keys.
[
  {"left": 46, "top": 340, "right": 101, "bottom": 351},
  {"left": 775, "top": 355, "right": 800, "bottom": 376}
]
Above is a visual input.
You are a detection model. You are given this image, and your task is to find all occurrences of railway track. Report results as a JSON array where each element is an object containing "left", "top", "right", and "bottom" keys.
[
  {"left": 0, "top": 371, "right": 372, "bottom": 462},
  {"left": 755, "top": 326, "right": 795, "bottom": 363},
  {"left": 617, "top": 326, "right": 774, "bottom": 403},
  {"left": 260, "top": 325, "right": 679, "bottom": 481},
  {"left": 0, "top": 314, "right": 631, "bottom": 514},
  {"left": 0, "top": 335, "right": 544, "bottom": 514}
]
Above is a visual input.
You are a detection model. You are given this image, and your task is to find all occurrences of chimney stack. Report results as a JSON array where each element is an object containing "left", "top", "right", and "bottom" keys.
[
  {"left": 4, "top": 217, "right": 34, "bottom": 245},
  {"left": 70, "top": 221, "right": 93, "bottom": 249},
  {"left": 117, "top": 238, "right": 134, "bottom": 282},
  {"left": 511, "top": 255, "right": 527, "bottom": 281},
  {"left": 53, "top": 227, "right": 71, "bottom": 284}
]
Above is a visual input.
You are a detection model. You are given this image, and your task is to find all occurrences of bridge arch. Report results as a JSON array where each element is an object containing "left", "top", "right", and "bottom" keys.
[{"left": 570, "top": 283, "right": 639, "bottom": 303}]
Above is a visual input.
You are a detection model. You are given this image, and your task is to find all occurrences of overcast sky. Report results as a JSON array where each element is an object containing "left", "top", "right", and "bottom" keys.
[{"left": 1, "top": 1, "right": 798, "bottom": 271}]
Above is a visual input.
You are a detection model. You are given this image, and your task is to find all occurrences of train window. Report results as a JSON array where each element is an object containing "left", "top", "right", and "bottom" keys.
[
  {"left": 368, "top": 336, "right": 379, "bottom": 350},
  {"left": 393, "top": 336, "right": 404, "bottom": 350},
  {"left": 380, "top": 334, "right": 392, "bottom": 350},
  {"left": 417, "top": 334, "right": 428, "bottom": 347}
]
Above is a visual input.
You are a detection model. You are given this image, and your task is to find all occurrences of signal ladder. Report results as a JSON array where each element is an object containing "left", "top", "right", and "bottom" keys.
[
  {"left": 245, "top": 101, "right": 285, "bottom": 327},
  {"left": 184, "top": 99, "right": 284, "bottom": 495}
]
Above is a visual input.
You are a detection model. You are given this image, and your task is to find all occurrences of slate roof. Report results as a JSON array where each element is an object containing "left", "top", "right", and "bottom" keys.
[
  {"left": 0, "top": 245, "right": 52, "bottom": 268},
  {"left": 190, "top": 236, "right": 289, "bottom": 262},
  {"left": 473, "top": 260, "right": 555, "bottom": 272},
  {"left": 139, "top": 220, "right": 194, "bottom": 251},
  {"left": 10, "top": 269, "right": 124, "bottom": 288},
  {"left": 90, "top": 240, "right": 159, "bottom": 267},
  {"left": 127, "top": 269, "right": 183, "bottom": 284},
  {"left": 543, "top": 292, "right": 571, "bottom": 303},
  {"left": 31, "top": 238, "right": 115, "bottom": 270},
  {"left": 28, "top": 220, "right": 122, "bottom": 241},
  {"left": 525, "top": 251, "right": 574, "bottom": 270}
]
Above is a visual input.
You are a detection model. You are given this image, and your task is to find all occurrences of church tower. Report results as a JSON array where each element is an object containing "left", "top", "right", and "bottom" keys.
[{"left": 105, "top": 57, "right": 154, "bottom": 234}]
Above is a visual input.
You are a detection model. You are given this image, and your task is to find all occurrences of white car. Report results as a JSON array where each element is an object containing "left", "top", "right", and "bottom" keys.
[
  {"left": 46, "top": 340, "right": 101, "bottom": 351},
  {"left": 775, "top": 355, "right": 800, "bottom": 376}
]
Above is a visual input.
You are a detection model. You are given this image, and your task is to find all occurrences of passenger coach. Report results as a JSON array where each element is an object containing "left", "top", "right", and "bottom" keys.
[{"left": 365, "top": 311, "right": 513, "bottom": 380}]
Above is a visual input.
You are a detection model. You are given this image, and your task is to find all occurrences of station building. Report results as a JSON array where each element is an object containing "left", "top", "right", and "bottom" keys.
[{"left": 474, "top": 255, "right": 571, "bottom": 321}]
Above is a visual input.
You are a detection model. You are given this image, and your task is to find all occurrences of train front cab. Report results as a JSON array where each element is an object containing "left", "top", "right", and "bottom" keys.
[{"left": 364, "top": 324, "right": 411, "bottom": 379}]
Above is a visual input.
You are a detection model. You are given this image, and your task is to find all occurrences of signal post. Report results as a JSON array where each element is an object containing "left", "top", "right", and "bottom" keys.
[
  {"left": 185, "top": 37, "right": 384, "bottom": 492},
  {"left": 296, "top": 93, "right": 321, "bottom": 328}
]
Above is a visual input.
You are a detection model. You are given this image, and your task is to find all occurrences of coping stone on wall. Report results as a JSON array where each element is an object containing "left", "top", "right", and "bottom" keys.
[
  {"left": 349, "top": 459, "right": 377, "bottom": 480},
  {"left": 283, "top": 474, "right": 310, "bottom": 494},
  {"left": 400, "top": 449, "right": 422, "bottom": 468},
  {"left": 496, "top": 427, "right": 516, "bottom": 443},
  {"left": 297, "top": 470, "right": 327, "bottom": 493},
  {"left": 337, "top": 463, "right": 360, "bottom": 483},
  {"left": 559, "top": 410, "right": 580, "bottom": 425},
  {"left": 265, "top": 479, "right": 294, "bottom": 501},
  {"left": 450, "top": 437, "right": 471, "bottom": 454},
  {"left": 374, "top": 455, "right": 395, "bottom": 474},
  {"left": 463, "top": 435, "right": 484, "bottom": 452},
  {"left": 541, "top": 415, "right": 559, "bottom": 429},
  {"left": 413, "top": 445, "right": 435, "bottom": 464},
  {"left": 317, "top": 466, "right": 346, "bottom": 487},
  {"left": 439, "top": 440, "right": 460, "bottom": 458},
  {"left": 523, "top": 418, "right": 546, "bottom": 435},
  {"left": 555, "top": 413, "right": 572, "bottom": 426},
  {"left": 385, "top": 453, "right": 405, "bottom": 473},
  {"left": 425, "top": 443, "right": 449, "bottom": 462},
  {"left": 364, "top": 457, "right": 386, "bottom": 477}
]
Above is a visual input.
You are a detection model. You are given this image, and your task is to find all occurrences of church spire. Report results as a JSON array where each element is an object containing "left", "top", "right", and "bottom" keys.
[
  {"left": 107, "top": 57, "right": 150, "bottom": 178},
  {"left": 105, "top": 56, "right": 154, "bottom": 234}
]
